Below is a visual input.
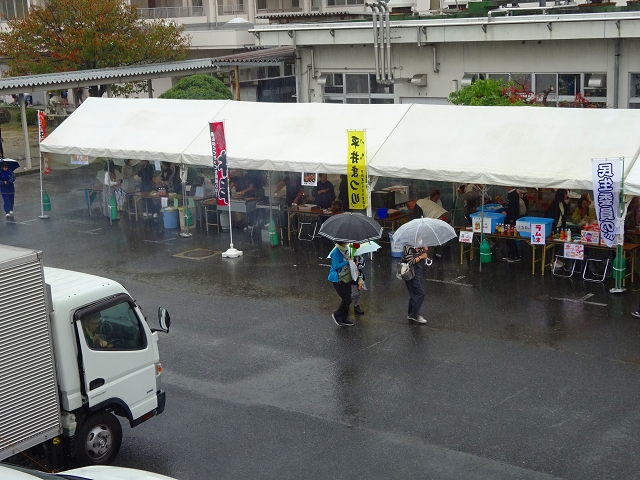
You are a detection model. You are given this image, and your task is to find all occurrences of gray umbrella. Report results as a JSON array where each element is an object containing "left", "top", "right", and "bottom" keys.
[
  {"left": 318, "top": 212, "right": 383, "bottom": 243},
  {"left": 392, "top": 218, "right": 456, "bottom": 247}
]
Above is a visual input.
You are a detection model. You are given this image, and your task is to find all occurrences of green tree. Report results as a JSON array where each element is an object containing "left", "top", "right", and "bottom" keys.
[
  {"left": 448, "top": 78, "right": 527, "bottom": 106},
  {"left": 0, "top": 0, "right": 189, "bottom": 97},
  {"left": 159, "top": 74, "right": 233, "bottom": 100}
]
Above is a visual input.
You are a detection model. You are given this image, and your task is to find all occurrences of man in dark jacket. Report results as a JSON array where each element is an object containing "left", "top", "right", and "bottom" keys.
[
  {"left": 504, "top": 186, "right": 521, "bottom": 262},
  {"left": 136, "top": 160, "right": 157, "bottom": 218}
]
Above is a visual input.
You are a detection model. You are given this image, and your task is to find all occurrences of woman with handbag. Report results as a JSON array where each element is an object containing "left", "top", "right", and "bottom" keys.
[
  {"left": 327, "top": 242, "right": 354, "bottom": 327},
  {"left": 402, "top": 244, "right": 428, "bottom": 324}
]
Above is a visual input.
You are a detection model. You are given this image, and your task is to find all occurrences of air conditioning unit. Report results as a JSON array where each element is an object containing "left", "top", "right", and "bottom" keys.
[{"left": 410, "top": 74, "right": 428, "bottom": 86}]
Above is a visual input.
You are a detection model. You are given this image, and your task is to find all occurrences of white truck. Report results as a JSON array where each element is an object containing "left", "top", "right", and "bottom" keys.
[{"left": 0, "top": 244, "right": 170, "bottom": 470}]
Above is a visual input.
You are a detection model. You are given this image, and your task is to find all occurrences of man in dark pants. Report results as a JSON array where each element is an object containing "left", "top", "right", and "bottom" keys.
[
  {"left": 504, "top": 186, "right": 521, "bottom": 262},
  {"left": 402, "top": 245, "right": 428, "bottom": 324}
]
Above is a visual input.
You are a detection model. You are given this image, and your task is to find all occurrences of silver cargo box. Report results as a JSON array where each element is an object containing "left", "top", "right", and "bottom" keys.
[{"left": 0, "top": 245, "right": 62, "bottom": 461}]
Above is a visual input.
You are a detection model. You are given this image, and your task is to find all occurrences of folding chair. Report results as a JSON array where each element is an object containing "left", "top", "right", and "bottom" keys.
[{"left": 583, "top": 257, "right": 610, "bottom": 283}]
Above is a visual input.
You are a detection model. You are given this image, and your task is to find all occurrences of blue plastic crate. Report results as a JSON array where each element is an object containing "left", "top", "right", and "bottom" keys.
[
  {"left": 516, "top": 217, "right": 554, "bottom": 238},
  {"left": 476, "top": 204, "right": 505, "bottom": 213},
  {"left": 469, "top": 211, "right": 506, "bottom": 234}
]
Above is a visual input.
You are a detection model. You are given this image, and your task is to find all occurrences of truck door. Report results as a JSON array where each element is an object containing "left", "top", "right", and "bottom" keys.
[{"left": 74, "top": 295, "right": 157, "bottom": 421}]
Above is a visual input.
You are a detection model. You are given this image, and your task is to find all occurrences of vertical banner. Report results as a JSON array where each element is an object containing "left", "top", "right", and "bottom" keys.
[
  {"left": 347, "top": 130, "right": 367, "bottom": 210},
  {"left": 37, "top": 111, "right": 46, "bottom": 143},
  {"left": 38, "top": 111, "right": 51, "bottom": 174},
  {"left": 210, "top": 121, "right": 229, "bottom": 207},
  {"left": 592, "top": 158, "right": 622, "bottom": 248}
]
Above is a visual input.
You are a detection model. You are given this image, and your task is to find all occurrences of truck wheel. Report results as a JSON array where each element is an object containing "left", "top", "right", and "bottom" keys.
[{"left": 75, "top": 412, "right": 122, "bottom": 466}]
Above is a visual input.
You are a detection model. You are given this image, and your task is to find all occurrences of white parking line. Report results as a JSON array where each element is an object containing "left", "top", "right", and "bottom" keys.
[
  {"left": 80, "top": 228, "right": 103, "bottom": 235},
  {"left": 550, "top": 294, "right": 607, "bottom": 307},
  {"left": 144, "top": 238, "right": 177, "bottom": 244},
  {"left": 425, "top": 276, "right": 473, "bottom": 287}
]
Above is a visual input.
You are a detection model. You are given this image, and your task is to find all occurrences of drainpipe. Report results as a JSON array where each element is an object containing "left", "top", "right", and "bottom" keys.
[
  {"left": 366, "top": 2, "right": 381, "bottom": 83},
  {"left": 374, "top": 3, "right": 385, "bottom": 83},
  {"left": 384, "top": 2, "right": 392, "bottom": 83},
  {"left": 234, "top": 65, "right": 241, "bottom": 101},
  {"left": 613, "top": 38, "right": 620, "bottom": 109}
]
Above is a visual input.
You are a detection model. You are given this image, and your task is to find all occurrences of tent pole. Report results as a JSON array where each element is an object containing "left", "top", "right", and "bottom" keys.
[
  {"left": 180, "top": 164, "right": 192, "bottom": 238},
  {"left": 38, "top": 153, "right": 49, "bottom": 219},
  {"left": 611, "top": 157, "right": 626, "bottom": 293}
]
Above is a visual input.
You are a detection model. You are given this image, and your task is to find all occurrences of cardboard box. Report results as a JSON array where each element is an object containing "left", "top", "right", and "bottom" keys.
[{"left": 581, "top": 230, "right": 600, "bottom": 244}]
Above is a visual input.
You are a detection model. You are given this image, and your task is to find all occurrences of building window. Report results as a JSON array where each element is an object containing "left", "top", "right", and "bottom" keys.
[
  {"left": 327, "top": 0, "right": 363, "bottom": 5},
  {"left": 630, "top": 73, "right": 640, "bottom": 109},
  {"left": 322, "top": 73, "right": 394, "bottom": 104}
]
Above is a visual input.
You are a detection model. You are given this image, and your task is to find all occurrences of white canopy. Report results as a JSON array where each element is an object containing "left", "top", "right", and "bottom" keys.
[{"left": 40, "top": 97, "right": 640, "bottom": 194}]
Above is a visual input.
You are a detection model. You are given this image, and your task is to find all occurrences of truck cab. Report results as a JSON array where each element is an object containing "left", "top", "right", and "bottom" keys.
[{"left": 44, "top": 267, "right": 169, "bottom": 465}]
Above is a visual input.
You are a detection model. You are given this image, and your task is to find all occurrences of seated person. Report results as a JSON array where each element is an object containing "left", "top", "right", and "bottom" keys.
[
  {"left": 313, "top": 174, "right": 335, "bottom": 209},
  {"left": 572, "top": 194, "right": 596, "bottom": 228},
  {"left": 82, "top": 313, "right": 112, "bottom": 349}
]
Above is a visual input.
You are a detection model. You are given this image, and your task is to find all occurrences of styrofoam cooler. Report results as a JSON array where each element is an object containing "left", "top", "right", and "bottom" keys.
[
  {"left": 219, "top": 211, "right": 230, "bottom": 231},
  {"left": 389, "top": 232, "right": 403, "bottom": 257},
  {"left": 469, "top": 212, "right": 506, "bottom": 234},
  {"left": 516, "top": 217, "right": 554, "bottom": 238}
]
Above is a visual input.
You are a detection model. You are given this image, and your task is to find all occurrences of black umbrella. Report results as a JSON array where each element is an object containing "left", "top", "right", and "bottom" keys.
[
  {"left": 318, "top": 212, "right": 383, "bottom": 243},
  {"left": 0, "top": 158, "right": 19, "bottom": 172}
]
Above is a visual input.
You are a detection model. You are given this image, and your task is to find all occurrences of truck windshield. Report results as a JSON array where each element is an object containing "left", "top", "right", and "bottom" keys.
[{"left": 79, "top": 300, "right": 146, "bottom": 351}]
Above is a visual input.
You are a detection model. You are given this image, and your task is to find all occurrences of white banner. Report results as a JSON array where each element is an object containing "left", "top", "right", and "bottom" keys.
[{"left": 592, "top": 158, "right": 622, "bottom": 248}]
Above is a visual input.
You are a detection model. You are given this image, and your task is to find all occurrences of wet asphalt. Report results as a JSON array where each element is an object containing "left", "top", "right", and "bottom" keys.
[{"left": 3, "top": 168, "right": 640, "bottom": 480}]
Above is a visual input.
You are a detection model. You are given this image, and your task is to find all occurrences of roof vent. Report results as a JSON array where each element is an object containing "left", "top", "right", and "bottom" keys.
[{"left": 587, "top": 74, "right": 606, "bottom": 88}]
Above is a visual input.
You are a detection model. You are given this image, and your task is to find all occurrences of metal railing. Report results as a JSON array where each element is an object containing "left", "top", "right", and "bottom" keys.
[
  {"left": 218, "top": 3, "right": 246, "bottom": 15},
  {"left": 138, "top": 6, "right": 205, "bottom": 19}
]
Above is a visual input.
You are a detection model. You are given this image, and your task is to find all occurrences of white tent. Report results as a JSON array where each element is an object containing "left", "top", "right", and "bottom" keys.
[{"left": 39, "top": 97, "right": 640, "bottom": 194}]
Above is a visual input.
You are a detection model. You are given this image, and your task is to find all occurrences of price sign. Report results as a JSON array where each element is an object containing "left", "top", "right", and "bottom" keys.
[
  {"left": 459, "top": 230, "right": 473, "bottom": 243},
  {"left": 531, "top": 223, "right": 545, "bottom": 245},
  {"left": 564, "top": 243, "right": 584, "bottom": 260}
]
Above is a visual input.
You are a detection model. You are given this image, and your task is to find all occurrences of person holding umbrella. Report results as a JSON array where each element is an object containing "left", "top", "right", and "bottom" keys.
[
  {"left": 0, "top": 160, "right": 16, "bottom": 217},
  {"left": 392, "top": 217, "right": 457, "bottom": 325},
  {"left": 402, "top": 243, "right": 428, "bottom": 324},
  {"left": 327, "top": 241, "right": 354, "bottom": 327}
]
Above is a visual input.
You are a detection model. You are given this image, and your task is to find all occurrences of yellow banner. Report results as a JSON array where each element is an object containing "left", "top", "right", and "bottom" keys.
[{"left": 347, "top": 130, "right": 367, "bottom": 210}]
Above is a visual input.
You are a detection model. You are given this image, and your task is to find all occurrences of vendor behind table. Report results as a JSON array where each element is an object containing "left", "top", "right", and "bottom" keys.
[{"left": 274, "top": 172, "right": 304, "bottom": 207}]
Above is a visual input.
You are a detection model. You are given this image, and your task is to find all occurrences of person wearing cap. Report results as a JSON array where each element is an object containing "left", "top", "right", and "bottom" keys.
[{"left": 0, "top": 161, "right": 15, "bottom": 217}]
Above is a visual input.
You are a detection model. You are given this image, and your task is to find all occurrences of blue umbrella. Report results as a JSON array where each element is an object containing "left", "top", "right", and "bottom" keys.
[{"left": 0, "top": 158, "right": 20, "bottom": 172}]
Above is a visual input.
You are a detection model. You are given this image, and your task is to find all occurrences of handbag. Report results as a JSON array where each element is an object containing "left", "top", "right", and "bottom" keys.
[
  {"left": 338, "top": 265, "right": 352, "bottom": 283},
  {"left": 396, "top": 262, "right": 415, "bottom": 281}
]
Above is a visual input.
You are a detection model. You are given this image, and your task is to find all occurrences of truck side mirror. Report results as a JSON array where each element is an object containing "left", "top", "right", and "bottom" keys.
[{"left": 156, "top": 307, "right": 171, "bottom": 333}]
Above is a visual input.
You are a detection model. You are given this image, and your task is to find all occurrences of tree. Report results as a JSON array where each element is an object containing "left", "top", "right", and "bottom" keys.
[
  {"left": 159, "top": 74, "right": 233, "bottom": 100},
  {"left": 0, "top": 0, "right": 190, "bottom": 97},
  {"left": 448, "top": 78, "right": 528, "bottom": 106}
]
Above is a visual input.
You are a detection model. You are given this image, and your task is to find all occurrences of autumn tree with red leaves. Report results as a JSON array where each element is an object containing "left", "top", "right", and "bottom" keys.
[{"left": 0, "top": 0, "right": 190, "bottom": 97}]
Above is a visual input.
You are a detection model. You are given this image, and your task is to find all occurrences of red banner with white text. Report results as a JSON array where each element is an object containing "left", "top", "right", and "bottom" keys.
[{"left": 209, "top": 121, "right": 229, "bottom": 207}]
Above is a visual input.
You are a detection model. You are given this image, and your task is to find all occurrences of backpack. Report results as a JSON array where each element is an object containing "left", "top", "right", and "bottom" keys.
[{"left": 519, "top": 197, "right": 527, "bottom": 217}]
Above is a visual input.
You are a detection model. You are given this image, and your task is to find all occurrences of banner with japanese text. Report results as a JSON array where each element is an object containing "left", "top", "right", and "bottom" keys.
[
  {"left": 592, "top": 158, "right": 622, "bottom": 248},
  {"left": 38, "top": 111, "right": 46, "bottom": 143},
  {"left": 210, "top": 121, "right": 229, "bottom": 207},
  {"left": 347, "top": 130, "right": 367, "bottom": 210}
]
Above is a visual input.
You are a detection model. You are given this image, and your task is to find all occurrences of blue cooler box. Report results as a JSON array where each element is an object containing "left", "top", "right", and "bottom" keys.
[
  {"left": 516, "top": 217, "right": 554, "bottom": 238},
  {"left": 476, "top": 204, "right": 505, "bottom": 213},
  {"left": 469, "top": 212, "right": 506, "bottom": 234}
]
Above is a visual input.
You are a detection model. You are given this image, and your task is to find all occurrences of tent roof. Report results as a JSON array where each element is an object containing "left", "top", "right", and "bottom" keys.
[{"left": 40, "top": 98, "right": 640, "bottom": 194}]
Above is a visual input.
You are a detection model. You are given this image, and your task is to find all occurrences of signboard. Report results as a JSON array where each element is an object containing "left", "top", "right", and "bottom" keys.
[
  {"left": 592, "top": 158, "right": 622, "bottom": 248},
  {"left": 69, "top": 154, "right": 89, "bottom": 165},
  {"left": 459, "top": 230, "right": 473, "bottom": 243},
  {"left": 347, "top": 130, "right": 367, "bottom": 210},
  {"left": 209, "top": 121, "right": 229, "bottom": 207},
  {"left": 302, "top": 172, "right": 317, "bottom": 186},
  {"left": 564, "top": 243, "right": 584, "bottom": 260},
  {"left": 531, "top": 223, "right": 545, "bottom": 245}
]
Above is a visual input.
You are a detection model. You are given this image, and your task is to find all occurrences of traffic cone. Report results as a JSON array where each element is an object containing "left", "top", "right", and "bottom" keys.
[{"left": 42, "top": 191, "right": 51, "bottom": 212}]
